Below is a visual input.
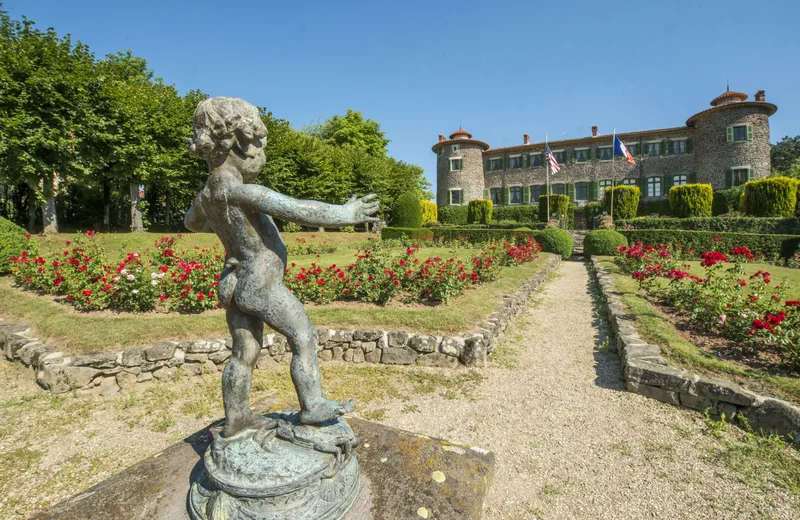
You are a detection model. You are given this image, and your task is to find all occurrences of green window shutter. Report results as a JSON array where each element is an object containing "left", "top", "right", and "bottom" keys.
[
  {"left": 524, "top": 154, "right": 529, "bottom": 168},
  {"left": 503, "top": 187, "right": 510, "bottom": 205},
  {"left": 638, "top": 177, "right": 647, "bottom": 194},
  {"left": 448, "top": 190, "right": 452, "bottom": 205},
  {"left": 522, "top": 185, "right": 530, "bottom": 204},
  {"left": 688, "top": 172, "right": 697, "bottom": 183},
  {"left": 747, "top": 125, "right": 754, "bottom": 141},
  {"left": 664, "top": 174, "right": 673, "bottom": 192},
  {"left": 660, "top": 141, "right": 667, "bottom": 156},
  {"left": 726, "top": 126, "right": 734, "bottom": 143},
  {"left": 595, "top": 147, "right": 601, "bottom": 160},
  {"left": 588, "top": 181, "right": 598, "bottom": 201},
  {"left": 726, "top": 169, "right": 734, "bottom": 188},
  {"left": 567, "top": 183, "right": 576, "bottom": 202},
  {"left": 483, "top": 188, "right": 490, "bottom": 200},
  {"left": 485, "top": 158, "right": 489, "bottom": 171},
  {"left": 501, "top": 157, "right": 505, "bottom": 170},
  {"left": 686, "top": 137, "right": 693, "bottom": 154},
  {"left": 746, "top": 168, "right": 753, "bottom": 181}
]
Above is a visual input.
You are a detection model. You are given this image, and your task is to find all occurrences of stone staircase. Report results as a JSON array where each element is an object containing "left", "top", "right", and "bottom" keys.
[{"left": 569, "top": 231, "right": 588, "bottom": 256}]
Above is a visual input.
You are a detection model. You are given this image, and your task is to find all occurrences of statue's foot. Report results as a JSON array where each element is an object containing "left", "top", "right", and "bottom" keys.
[
  {"left": 300, "top": 398, "right": 355, "bottom": 425},
  {"left": 222, "top": 412, "right": 277, "bottom": 438}
]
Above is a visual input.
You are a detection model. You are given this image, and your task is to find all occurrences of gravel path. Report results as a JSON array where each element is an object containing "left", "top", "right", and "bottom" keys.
[{"left": 381, "top": 261, "right": 800, "bottom": 520}]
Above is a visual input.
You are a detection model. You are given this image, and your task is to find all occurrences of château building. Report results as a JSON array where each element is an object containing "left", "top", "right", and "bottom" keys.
[{"left": 432, "top": 89, "right": 777, "bottom": 209}]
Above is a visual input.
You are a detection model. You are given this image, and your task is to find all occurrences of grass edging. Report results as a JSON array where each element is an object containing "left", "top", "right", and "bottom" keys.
[
  {"left": 589, "top": 256, "right": 800, "bottom": 439},
  {"left": 0, "top": 256, "right": 561, "bottom": 395}
]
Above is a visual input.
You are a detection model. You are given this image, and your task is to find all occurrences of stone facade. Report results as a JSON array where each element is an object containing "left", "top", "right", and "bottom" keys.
[{"left": 433, "top": 89, "right": 777, "bottom": 207}]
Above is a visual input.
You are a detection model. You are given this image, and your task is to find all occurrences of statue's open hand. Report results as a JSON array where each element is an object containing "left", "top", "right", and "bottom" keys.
[{"left": 343, "top": 194, "right": 380, "bottom": 224}]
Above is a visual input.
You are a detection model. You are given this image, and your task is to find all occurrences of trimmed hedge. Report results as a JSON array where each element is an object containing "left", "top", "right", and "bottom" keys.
[
  {"left": 0, "top": 216, "right": 37, "bottom": 275},
  {"left": 614, "top": 216, "right": 800, "bottom": 235},
  {"left": 494, "top": 205, "right": 538, "bottom": 223},
  {"left": 538, "top": 194, "right": 570, "bottom": 223},
  {"left": 534, "top": 228, "right": 574, "bottom": 259},
  {"left": 617, "top": 229, "right": 800, "bottom": 260},
  {"left": 391, "top": 191, "right": 423, "bottom": 228},
  {"left": 438, "top": 205, "right": 469, "bottom": 226},
  {"left": 420, "top": 200, "right": 438, "bottom": 225},
  {"left": 740, "top": 176, "right": 799, "bottom": 217},
  {"left": 603, "top": 186, "right": 640, "bottom": 220},
  {"left": 468, "top": 199, "right": 493, "bottom": 225},
  {"left": 668, "top": 183, "right": 712, "bottom": 218},
  {"left": 430, "top": 227, "right": 536, "bottom": 244},
  {"left": 585, "top": 202, "right": 603, "bottom": 230},
  {"left": 583, "top": 230, "right": 628, "bottom": 257},
  {"left": 381, "top": 227, "right": 434, "bottom": 240},
  {"left": 712, "top": 187, "right": 743, "bottom": 216},
  {"left": 637, "top": 199, "right": 671, "bottom": 217}
]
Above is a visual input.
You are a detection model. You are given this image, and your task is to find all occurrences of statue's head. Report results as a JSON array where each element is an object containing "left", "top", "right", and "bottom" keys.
[{"left": 186, "top": 97, "right": 268, "bottom": 181}]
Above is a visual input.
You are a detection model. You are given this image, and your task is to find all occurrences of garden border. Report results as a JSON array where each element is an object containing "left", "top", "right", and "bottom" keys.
[
  {"left": 590, "top": 257, "right": 800, "bottom": 438},
  {"left": 0, "top": 255, "right": 561, "bottom": 395}
]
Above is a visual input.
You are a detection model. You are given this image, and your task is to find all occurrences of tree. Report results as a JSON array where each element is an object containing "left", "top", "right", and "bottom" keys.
[
  {"left": 771, "top": 136, "right": 800, "bottom": 173},
  {"left": 308, "top": 109, "right": 390, "bottom": 157}
]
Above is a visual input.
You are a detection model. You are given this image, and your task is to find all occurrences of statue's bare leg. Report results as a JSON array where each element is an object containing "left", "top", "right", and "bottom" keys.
[
  {"left": 221, "top": 307, "right": 274, "bottom": 437},
  {"left": 236, "top": 279, "right": 353, "bottom": 425}
]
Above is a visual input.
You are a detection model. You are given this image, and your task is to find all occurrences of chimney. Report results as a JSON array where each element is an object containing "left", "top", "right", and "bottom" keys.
[
  {"left": 438, "top": 134, "right": 446, "bottom": 143},
  {"left": 523, "top": 134, "right": 530, "bottom": 145},
  {"left": 591, "top": 125, "right": 598, "bottom": 137},
  {"left": 754, "top": 89, "right": 765, "bottom": 102}
]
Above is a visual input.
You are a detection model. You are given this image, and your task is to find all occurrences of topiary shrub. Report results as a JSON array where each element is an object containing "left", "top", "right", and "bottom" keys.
[
  {"left": 537, "top": 194, "right": 570, "bottom": 223},
  {"left": 438, "top": 205, "right": 468, "bottom": 225},
  {"left": 603, "top": 185, "right": 640, "bottom": 220},
  {"left": 468, "top": 199, "right": 493, "bottom": 225},
  {"left": 391, "top": 191, "right": 423, "bottom": 228},
  {"left": 583, "top": 229, "right": 628, "bottom": 257},
  {"left": 534, "top": 227, "right": 573, "bottom": 259},
  {"left": 585, "top": 202, "right": 603, "bottom": 230},
  {"left": 420, "top": 200, "right": 438, "bottom": 226},
  {"left": 712, "top": 187, "right": 743, "bottom": 216},
  {"left": 0, "top": 216, "right": 37, "bottom": 275},
  {"left": 740, "top": 177, "right": 800, "bottom": 217},
  {"left": 493, "top": 205, "right": 537, "bottom": 223},
  {"left": 381, "top": 227, "right": 434, "bottom": 240},
  {"left": 668, "top": 183, "right": 713, "bottom": 218}
]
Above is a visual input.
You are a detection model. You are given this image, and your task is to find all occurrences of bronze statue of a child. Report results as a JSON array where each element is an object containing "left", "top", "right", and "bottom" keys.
[{"left": 184, "top": 97, "right": 379, "bottom": 438}]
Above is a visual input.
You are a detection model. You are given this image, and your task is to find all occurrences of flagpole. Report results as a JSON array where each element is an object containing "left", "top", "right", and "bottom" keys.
[
  {"left": 610, "top": 129, "right": 616, "bottom": 224},
  {"left": 545, "top": 133, "right": 550, "bottom": 222}
]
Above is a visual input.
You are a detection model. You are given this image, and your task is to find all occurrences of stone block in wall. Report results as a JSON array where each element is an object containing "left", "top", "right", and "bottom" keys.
[
  {"left": 627, "top": 382, "right": 680, "bottom": 406},
  {"left": 695, "top": 376, "right": 757, "bottom": 407},
  {"left": 18, "top": 342, "right": 54, "bottom": 367},
  {"left": 381, "top": 346, "right": 416, "bottom": 365},
  {"left": 365, "top": 348, "right": 382, "bottom": 364},
  {"left": 116, "top": 371, "right": 138, "bottom": 390},
  {"left": 460, "top": 335, "right": 486, "bottom": 367},
  {"left": 409, "top": 334, "right": 438, "bottom": 354},
  {"left": 183, "top": 340, "right": 223, "bottom": 354},
  {"left": 330, "top": 330, "right": 353, "bottom": 343},
  {"left": 387, "top": 331, "right": 411, "bottom": 349},
  {"left": 256, "top": 353, "right": 279, "bottom": 370},
  {"left": 626, "top": 361, "right": 693, "bottom": 392},
  {"left": 742, "top": 398, "right": 800, "bottom": 439},
  {"left": 70, "top": 352, "right": 119, "bottom": 369},
  {"left": 153, "top": 367, "right": 177, "bottom": 381},
  {"left": 209, "top": 349, "right": 232, "bottom": 364},
  {"left": 203, "top": 359, "right": 218, "bottom": 374},
  {"left": 137, "top": 371, "right": 154, "bottom": 383},
  {"left": 40, "top": 351, "right": 65, "bottom": 366},
  {"left": 319, "top": 350, "right": 333, "bottom": 362},
  {"left": 343, "top": 349, "right": 354, "bottom": 362},
  {"left": 717, "top": 402, "right": 738, "bottom": 420},
  {"left": 679, "top": 390, "right": 713, "bottom": 412},
  {"left": 121, "top": 349, "right": 144, "bottom": 367},
  {"left": 145, "top": 342, "right": 177, "bottom": 362},
  {"left": 141, "top": 361, "right": 165, "bottom": 373},
  {"left": 352, "top": 349, "right": 365, "bottom": 363},
  {"left": 38, "top": 365, "right": 102, "bottom": 394},
  {"left": 5, "top": 332, "right": 35, "bottom": 359},
  {"left": 332, "top": 346, "right": 344, "bottom": 361},
  {"left": 182, "top": 363, "right": 204, "bottom": 377},
  {"left": 354, "top": 330, "right": 383, "bottom": 342},
  {"left": 417, "top": 352, "right": 459, "bottom": 369},
  {"left": 361, "top": 342, "right": 377, "bottom": 353},
  {"left": 185, "top": 353, "right": 208, "bottom": 363},
  {"left": 440, "top": 337, "right": 465, "bottom": 358},
  {"left": 316, "top": 328, "right": 330, "bottom": 345}
]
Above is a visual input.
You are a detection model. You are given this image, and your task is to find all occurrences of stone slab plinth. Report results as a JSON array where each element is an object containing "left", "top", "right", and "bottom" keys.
[{"left": 33, "top": 418, "right": 494, "bottom": 520}]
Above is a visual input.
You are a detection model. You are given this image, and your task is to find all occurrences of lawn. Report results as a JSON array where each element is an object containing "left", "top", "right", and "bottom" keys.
[
  {"left": 595, "top": 256, "right": 800, "bottom": 405},
  {"left": 1, "top": 231, "right": 555, "bottom": 354}
]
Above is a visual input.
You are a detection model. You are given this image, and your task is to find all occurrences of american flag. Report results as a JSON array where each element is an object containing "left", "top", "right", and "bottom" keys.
[{"left": 546, "top": 145, "right": 560, "bottom": 174}]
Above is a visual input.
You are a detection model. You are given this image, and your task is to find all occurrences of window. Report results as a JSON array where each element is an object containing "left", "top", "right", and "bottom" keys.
[
  {"left": 509, "top": 155, "right": 523, "bottom": 169},
  {"left": 621, "top": 178, "right": 637, "bottom": 186},
  {"left": 626, "top": 143, "right": 639, "bottom": 157},
  {"left": 599, "top": 180, "right": 613, "bottom": 190},
  {"left": 732, "top": 126, "right": 747, "bottom": 142},
  {"left": 530, "top": 185, "right": 543, "bottom": 202},
  {"left": 438, "top": 148, "right": 444, "bottom": 156},
  {"left": 530, "top": 154, "right": 543, "bottom": 167},
  {"left": 553, "top": 151, "right": 565, "bottom": 164},
  {"left": 672, "top": 140, "right": 686, "bottom": 154},
  {"left": 449, "top": 189, "right": 463, "bottom": 205},
  {"left": 576, "top": 182, "right": 588, "bottom": 200},
  {"left": 646, "top": 142, "right": 660, "bottom": 156},
  {"left": 509, "top": 186, "right": 522, "bottom": 204},
  {"left": 731, "top": 168, "right": 750, "bottom": 186},
  {"left": 450, "top": 158, "right": 462, "bottom": 171},
  {"left": 673, "top": 174, "right": 688, "bottom": 186},
  {"left": 599, "top": 147, "right": 613, "bottom": 161},
  {"left": 488, "top": 157, "right": 503, "bottom": 171},
  {"left": 575, "top": 149, "right": 590, "bottom": 162},
  {"left": 552, "top": 184, "right": 565, "bottom": 195},
  {"left": 452, "top": 144, "right": 460, "bottom": 152},
  {"left": 647, "top": 177, "right": 662, "bottom": 197},
  {"left": 490, "top": 188, "right": 502, "bottom": 205}
]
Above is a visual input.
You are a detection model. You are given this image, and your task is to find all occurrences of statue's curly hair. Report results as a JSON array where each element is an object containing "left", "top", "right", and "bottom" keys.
[{"left": 185, "top": 97, "right": 268, "bottom": 161}]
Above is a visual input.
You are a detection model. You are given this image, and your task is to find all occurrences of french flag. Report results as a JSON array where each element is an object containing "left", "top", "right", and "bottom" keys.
[{"left": 614, "top": 135, "right": 636, "bottom": 165}]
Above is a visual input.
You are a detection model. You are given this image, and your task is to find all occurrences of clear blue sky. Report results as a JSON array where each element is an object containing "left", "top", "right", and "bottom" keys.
[{"left": 5, "top": 0, "right": 799, "bottom": 193}]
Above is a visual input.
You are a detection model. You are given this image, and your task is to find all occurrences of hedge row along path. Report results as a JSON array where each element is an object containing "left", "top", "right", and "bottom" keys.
[{"left": 380, "top": 261, "right": 799, "bottom": 519}]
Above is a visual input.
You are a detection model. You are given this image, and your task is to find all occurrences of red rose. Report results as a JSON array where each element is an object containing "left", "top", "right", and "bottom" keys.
[{"left": 82, "top": 290, "right": 92, "bottom": 297}]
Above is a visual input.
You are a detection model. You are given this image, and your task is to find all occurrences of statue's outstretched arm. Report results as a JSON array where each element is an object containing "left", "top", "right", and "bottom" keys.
[
  {"left": 230, "top": 185, "right": 379, "bottom": 227},
  {"left": 184, "top": 194, "right": 213, "bottom": 232}
]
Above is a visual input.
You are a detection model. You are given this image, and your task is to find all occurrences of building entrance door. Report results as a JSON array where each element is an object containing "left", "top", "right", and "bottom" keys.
[{"left": 573, "top": 209, "right": 587, "bottom": 230}]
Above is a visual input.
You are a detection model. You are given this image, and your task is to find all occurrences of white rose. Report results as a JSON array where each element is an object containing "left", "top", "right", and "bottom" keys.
[
  {"left": 126, "top": 274, "right": 135, "bottom": 281},
  {"left": 132, "top": 289, "right": 139, "bottom": 294}
]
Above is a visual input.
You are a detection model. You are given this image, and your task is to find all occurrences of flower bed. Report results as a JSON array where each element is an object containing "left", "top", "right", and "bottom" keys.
[
  {"left": 616, "top": 242, "right": 799, "bottom": 369},
  {"left": 6, "top": 232, "right": 542, "bottom": 312}
]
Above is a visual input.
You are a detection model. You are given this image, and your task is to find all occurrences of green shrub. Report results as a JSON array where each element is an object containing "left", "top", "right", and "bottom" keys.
[
  {"left": 468, "top": 199, "right": 493, "bottom": 224},
  {"left": 668, "top": 184, "right": 713, "bottom": 218},
  {"left": 494, "top": 205, "right": 537, "bottom": 223},
  {"left": 438, "top": 205, "right": 469, "bottom": 226},
  {"left": 617, "top": 229, "right": 800, "bottom": 260},
  {"left": 431, "top": 227, "right": 536, "bottom": 244},
  {"left": 583, "top": 230, "right": 628, "bottom": 257},
  {"left": 740, "top": 177, "right": 800, "bottom": 217},
  {"left": 381, "top": 227, "right": 434, "bottom": 240},
  {"left": 391, "top": 191, "right": 423, "bottom": 228},
  {"left": 603, "top": 186, "right": 640, "bottom": 220},
  {"left": 534, "top": 228, "right": 574, "bottom": 259},
  {"left": 420, "top": 200, "right": 438, "bottom": 225},
  {"left": 0, "top": 216, "right": 37, "bottom": 275},
  {"left": 637, "top": 199, "right": 672, "bottom": 217},
  {"left": 538, "top": 194, "right": 570, "bottom": 223},
  {"left": 712, "top": 187, "right": 743, "bottom": 216},
  {"left": 585, "top": 202, "right": 603, "bottom": 230},
  {"left": 614, "top": 216, "right": 800, "bottom": 234},
  {"left": 487, "top": 221, "right": 542, "bottom": 230}
]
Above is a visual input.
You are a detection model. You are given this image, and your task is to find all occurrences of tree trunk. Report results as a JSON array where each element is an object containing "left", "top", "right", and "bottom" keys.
[
  {"left": 164, "top": 191, "right": 171, "bottom": 229},
  {"left": 42, "top": 174, "right": 59, "bottom": 234},
  {"left": 27, "top": 184, "right": 37, "bottom": 233},
  {"left": 102, "top": 179, "right": 111, "bottom": 232},
  {"left": 130, "top": 182, "right": 144, "bottom": 232}
]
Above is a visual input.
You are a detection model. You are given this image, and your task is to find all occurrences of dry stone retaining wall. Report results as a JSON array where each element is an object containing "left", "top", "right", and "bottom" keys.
[
  {"left": 591, "top": 257, "right": 800, "bottom": 438},
  {"left": 1, "top": 256, "right": 560, "bottom": 395}
]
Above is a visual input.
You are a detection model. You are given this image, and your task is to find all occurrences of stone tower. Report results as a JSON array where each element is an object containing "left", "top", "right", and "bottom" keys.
[
  {"left": 688, "top": 89, "right": 777, "bottom": 188},
  {"left": 432, "top": 128, "right": 489, "bottom": 207}
]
